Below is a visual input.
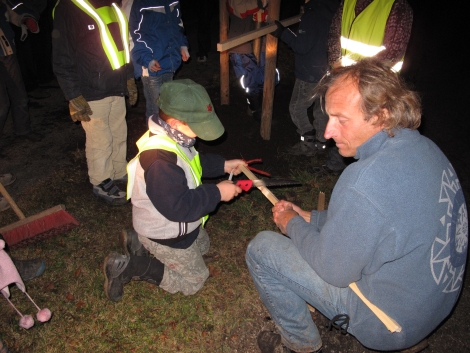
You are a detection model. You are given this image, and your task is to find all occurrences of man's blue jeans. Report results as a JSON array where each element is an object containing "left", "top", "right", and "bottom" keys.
[
  {"left": 246, "top": 231, "right": 351, "bottom": 352},
  {"left": 141, "top": 72, "right": 174, "bottom": 120}
]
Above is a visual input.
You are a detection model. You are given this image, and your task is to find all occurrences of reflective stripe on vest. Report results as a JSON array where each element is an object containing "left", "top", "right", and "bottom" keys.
[
  {"left": 70, "top": 0, "right": 130, "bottom": 69},
  {"left": 127, "top": 132, "right": 208, "bottom": 225},
  {"left": 340, "top": 0, "right": 403, "bottom": 71}
]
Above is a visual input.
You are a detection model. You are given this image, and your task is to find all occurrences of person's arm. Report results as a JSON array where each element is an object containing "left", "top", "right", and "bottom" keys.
[
  {"left": 375, "top": 0, "right": 413, "bottom": 65},
  {"left": 129, "top": 1, "right": 154, "bottom": 68},
  {"left": 52, "top": 0, "right": 81, "bottom": 100},
  {"left": 327, "top": 0, "right": 343, "bottom": 67},
  {"left": 143, "top": 150, "right": 221, "bottom": 223},
  {"left": 287, "top": 186, "right": 388, "bottom": 288}
]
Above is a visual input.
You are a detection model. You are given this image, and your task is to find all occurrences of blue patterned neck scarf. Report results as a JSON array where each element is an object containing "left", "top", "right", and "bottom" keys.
[{"left": 155, "top": 116, "right": 196, "bottom": 148}]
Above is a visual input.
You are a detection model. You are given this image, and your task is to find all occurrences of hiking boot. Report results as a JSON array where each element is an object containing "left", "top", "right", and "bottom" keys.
[
  {"left": 309, "top": 164, "right": 343, "bottom": 177},
  {"left": 314, "top": 140, "right": 327, "bottom": 154},
  {"left": 93, "top": 178, "right": 128, "bottom": 206},
  {"left": 0, "top": 173, "right": 16, "bottom": 186},
  {"left": 103, "top": 252, "right": 131, "bottom": 302},
  {"left": 197, "top": 55, "right": 207, "bottom": 63},
  {"left": 27, "top": 87, "right": 51, "bottom": 99},
  {"left": 120, "top": 229, "right": 150, "bottom": 257},
  {"left": 12, "top": 258, "right": 46, "bottom": 281},
  {"left": 257, "top": 331, "right": 321, "bottom": 353},
  {"left": 0, "top": 197, "right": 10, "bottom": 212}
]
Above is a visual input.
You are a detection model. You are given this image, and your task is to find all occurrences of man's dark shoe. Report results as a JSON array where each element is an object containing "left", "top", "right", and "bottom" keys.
[
  {"left": 257, "top": 330, "right": 321, "bottom": 353},
  {"left": 120, "top": 229, "right": 150, "bottom": 257},
  {"left": 103, "top": 252, "right": 131, "bottom": 302},
  {"left": 12, "top": 258, "right": 46, "bottom": 281},
  {"left": 93, "top": 178, "right": 128, "bottom": 206},
  {"left": 309, "top": 164, "right": 343, "bottom": 177}
]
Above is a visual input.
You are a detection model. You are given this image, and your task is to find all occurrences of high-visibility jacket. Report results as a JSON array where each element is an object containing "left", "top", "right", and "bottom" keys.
[
  {"left": 54, "top": 0, "right": 130, "bottom": 70},
  {"left": 340, "top": 0, "right": 403, "bottom": 71},
  {"left": 127, "top": 131, "right": 209, "bottom": 229}
]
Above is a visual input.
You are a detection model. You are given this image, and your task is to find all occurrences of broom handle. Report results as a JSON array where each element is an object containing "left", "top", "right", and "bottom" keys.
[{"left": 0, "top": 182, "right": 26, "bottom": 219}]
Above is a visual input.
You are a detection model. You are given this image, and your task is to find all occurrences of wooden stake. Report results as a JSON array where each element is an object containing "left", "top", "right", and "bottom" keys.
[{"left": 219, "top": 0, "right": 229, "bottom": 105}]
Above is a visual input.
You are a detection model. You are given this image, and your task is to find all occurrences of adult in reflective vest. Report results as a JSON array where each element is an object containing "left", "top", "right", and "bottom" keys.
[
  {"left": 52, "top": 0, "right": 138, "bottom": 205},
  {"left": 103, "top": 80, "right": 246, "bottom": 302},
  {"left": 309, "top": 0, "right": 413, "bottom": 177}
]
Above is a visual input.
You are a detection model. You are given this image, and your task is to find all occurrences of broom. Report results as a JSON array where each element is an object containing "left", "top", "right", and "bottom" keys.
[{"left": 0, "top": 182, "right": 79, "bottom": 248}]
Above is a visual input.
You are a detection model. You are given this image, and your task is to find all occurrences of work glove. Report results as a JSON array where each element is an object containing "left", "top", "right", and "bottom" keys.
[
  {"left": 271, "top": 20, "right": 285, "bottom": 39},
  {"left": 127, "top": 78, "right": 138, "bottom": 106},
  {"left": 69, "top": 95, "right": 92, "bottom": 122}
]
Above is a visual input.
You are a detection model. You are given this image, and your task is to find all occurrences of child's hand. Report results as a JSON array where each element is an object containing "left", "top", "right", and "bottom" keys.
[
  {"left": 216, "top": 180, "right": 242, "bottom": 202},
  {"left": 224, "top": 159, "right": 247, "bottom": 176}
]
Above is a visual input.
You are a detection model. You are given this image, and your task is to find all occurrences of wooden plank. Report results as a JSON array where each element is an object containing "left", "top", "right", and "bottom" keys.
[
  {"left": 260, "top": 0, "right": 281, "bottom": 140},
  {"left": 317, "top": 192, "right": 325, "bottom": 211},
  {"left": 219, "top": 0, "right": 230, "bottom": 105},
  {"left": 239, "top": 165, "right": 279, "bottom": 205},
  {"left": 217, "top": 14, "right": 301, "bottom": 52}
]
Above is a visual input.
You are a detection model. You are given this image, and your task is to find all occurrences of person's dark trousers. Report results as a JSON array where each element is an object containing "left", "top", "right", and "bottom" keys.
[
  {"left": 326, "top": 144, "right": 347, "bottom": 172},
  {"left": 0, "top": 54, "right": 31, "bottom": 135},
  {"left": 196, "top": 0, "right": 219, "bottom": 58}
]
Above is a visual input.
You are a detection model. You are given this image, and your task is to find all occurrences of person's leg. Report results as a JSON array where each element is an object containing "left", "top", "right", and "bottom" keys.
[
  {"left": 0, "top": 61, "right": 11, "bottom": 134},
  {"left": 195, "top": 227, "right": 210, "bottom": 256},
  {"left": 289, "top": 79, "right": 316, "bottom": 135},
  {"left": 142, "top": 72, "right": 174, "bottom": 122},
  {"left": 0, "top": 55, "right": 31, "bottom": 136},
  {"left": 246, "top": 231, "right": 350, "bottom": 353},
  {"left": 139, "top": 233, "right": 209, "bottom": 295},
  {"left": 83, "top": 97, "right": 115, "bottom": 185},
  {"left": 326, "top": 145, "right": 347, "bottom": 171},
  {"left": 287, "top": 79, "right": 317, "bottom": 156},
  {"left": 107, "top": 96, "right": 127, "bottom": 180}
]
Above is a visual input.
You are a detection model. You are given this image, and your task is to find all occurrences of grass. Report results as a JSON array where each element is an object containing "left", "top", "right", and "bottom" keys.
[{"left": 0, "top": 149, "right": 339, "bottom": 353}]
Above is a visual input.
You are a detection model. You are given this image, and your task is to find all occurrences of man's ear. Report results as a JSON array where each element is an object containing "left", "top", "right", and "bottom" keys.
[{"left": 371, "top": 108, "right": 389, "bottom": 127}]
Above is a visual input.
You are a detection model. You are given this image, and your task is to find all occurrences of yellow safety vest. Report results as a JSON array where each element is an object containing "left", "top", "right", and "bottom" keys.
[
  {"left": 127, "top": 132, "right": 208, "bottom": 226},
  {"left": 55, "top": 0, "right": 130, "bottom": 70},
  {"left": 340, "top": 0, "right": 403, "bottom": 71}
]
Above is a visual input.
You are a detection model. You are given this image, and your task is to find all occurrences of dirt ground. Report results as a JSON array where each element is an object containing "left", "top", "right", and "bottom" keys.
[{"left": 1, "top": 1, "right": 469, "bottom": 352}]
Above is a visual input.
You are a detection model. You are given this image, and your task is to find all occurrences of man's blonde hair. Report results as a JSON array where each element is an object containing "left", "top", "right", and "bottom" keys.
[{"left": 315, "top": 58, "right": 421, "bottom": 136}]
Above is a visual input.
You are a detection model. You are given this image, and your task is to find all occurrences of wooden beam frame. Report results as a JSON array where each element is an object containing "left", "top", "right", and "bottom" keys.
[{"left": 218, "top": 1, "right": 302, "bottom": 139}]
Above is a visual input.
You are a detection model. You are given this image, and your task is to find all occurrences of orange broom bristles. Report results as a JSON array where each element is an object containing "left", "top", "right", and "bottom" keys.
[{"left": 0, "top": 205, "right": 79, "bottom": 248}]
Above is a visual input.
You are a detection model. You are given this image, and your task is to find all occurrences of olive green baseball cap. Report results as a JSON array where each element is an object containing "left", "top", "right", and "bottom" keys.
[{"left": 156, "top": 79, "right": 225, "bottom": 141}]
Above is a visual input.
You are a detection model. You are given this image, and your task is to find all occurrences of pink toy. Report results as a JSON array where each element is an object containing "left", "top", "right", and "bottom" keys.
[{"left": 0, "top": 239, "right": 52, "bottom": 329}]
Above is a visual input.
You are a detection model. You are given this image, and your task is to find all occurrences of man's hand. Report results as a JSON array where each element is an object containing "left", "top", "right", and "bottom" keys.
[
  {"left": 127, "top": 78, "right": 138, "bottom": 106},
  {"left": 69, "top": 95, "right": 92, "bottom": 122},
  {"left": 272, "top": 200, "right": 302, "bottom": 235},
  {"left": 271, "top": 20, "right": 285, "bottom": 39},
  {"left": 148, "top": 59, "right": 161, "bottom": 72},
  {"left": 216, "top": 180, "right": 242, "bottom": 202},
  {"left": 181, "top": 46, "right": 190, "bottom": 62},
  {"left": 224, "top": 159, "right": 247, "bottom": 176}
]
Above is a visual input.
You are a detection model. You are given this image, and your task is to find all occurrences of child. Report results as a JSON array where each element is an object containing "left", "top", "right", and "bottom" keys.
[{"left": 103, "top": 79, "right": 245, "bottom": 301}]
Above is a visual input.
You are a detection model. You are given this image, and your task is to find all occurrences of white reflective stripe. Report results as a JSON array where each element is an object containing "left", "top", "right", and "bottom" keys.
[
  {"left": 391, "top": 61, "right": 403, "bottom": 72},
  {"left": 75, "top": 0, "right": 120, "bottom": 68},
  {"left": 135, "top": 14, "right": 154, "bottom": 53},
  {"left": 341, "top": 56, "right": 357, "bottom": 67},
  {"left": 169, "top": 1, "right": 179, "bottom": 7},
  {"left": 11, "top": 3, "right": 23, "bottom": 10},
  {"left": 141, "top": 6, "right": 165, "bottom": 13},
  {"left": 276, "top": 68, "right": 280, "bottom": 82},
  {"left": 112, "top": 3, "right": 130, "bottom": 63},
  {"left": 341, "top": 56, "right": 404, "bottom": 72},
  {"left": 341, "top": 36, "right": 386, "bottom": 58},
  {"left": 240, "top": 75, "right": 246, "bottom": 89}
]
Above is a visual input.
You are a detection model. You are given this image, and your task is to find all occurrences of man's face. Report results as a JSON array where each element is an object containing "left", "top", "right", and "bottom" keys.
[{"left": 324, "top": 78, "right": 383, "bottom": 157}]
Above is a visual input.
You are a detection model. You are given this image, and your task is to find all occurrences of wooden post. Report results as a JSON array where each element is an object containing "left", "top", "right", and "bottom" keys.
[
  {"left": 219, "top": 0, "right": 229, "bottom": 105},
  {"left": 252, "top": 21, "right": 262, "bottom": 65},
  {"left": 260, "top": 0, "right": 281, "bottom": 140}
]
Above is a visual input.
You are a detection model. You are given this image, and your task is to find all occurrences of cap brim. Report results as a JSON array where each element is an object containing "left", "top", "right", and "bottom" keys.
[{"left": 188, "top": 117, "right": 225, "bottom": 141}]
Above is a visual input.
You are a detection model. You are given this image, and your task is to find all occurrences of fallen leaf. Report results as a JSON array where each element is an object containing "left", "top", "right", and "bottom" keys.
[
  {"left": 76, "top": 301, "right": 85, "bottom": 309},
  {"left": 44, "top": 282, "right": 55, "bottom": 291},
  {"left": 65, "top": 292, "right": 75, "bottom": 302},
  {"left": 74, "top": 268, "right": 82, "bottom": 277}
]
